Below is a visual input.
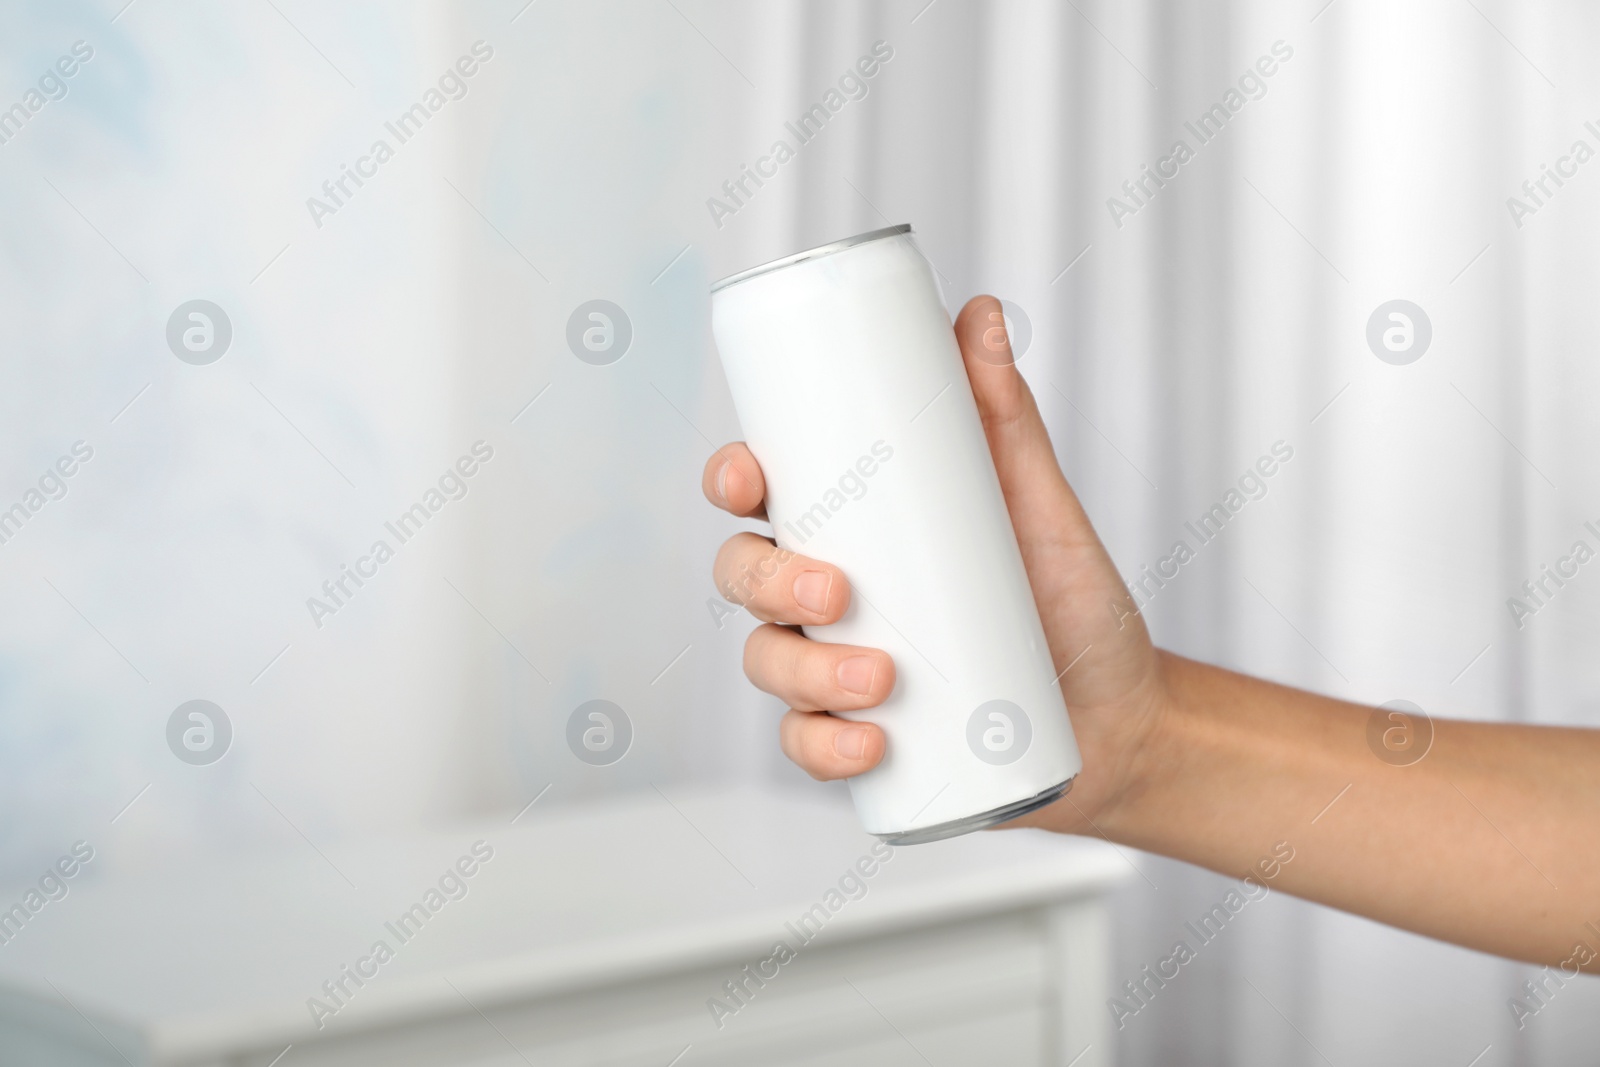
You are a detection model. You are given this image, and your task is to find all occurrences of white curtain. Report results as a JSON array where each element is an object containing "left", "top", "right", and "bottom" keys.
[{"left": 648, "top": 0, "right": 1600, "bottom": 1063}]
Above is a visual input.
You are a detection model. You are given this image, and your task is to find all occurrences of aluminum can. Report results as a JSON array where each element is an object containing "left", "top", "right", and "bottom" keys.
[{"left": 710, "top": 224, "right": 1081, "bottom": 844}]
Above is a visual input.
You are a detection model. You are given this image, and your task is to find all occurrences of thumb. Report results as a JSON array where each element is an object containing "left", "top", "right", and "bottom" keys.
[
  {"left": 951, "top": 296, "right": 1151, "bottom": 691},
  {"left": 952, "top": 295, "right": 1086, "bottom": 544}
]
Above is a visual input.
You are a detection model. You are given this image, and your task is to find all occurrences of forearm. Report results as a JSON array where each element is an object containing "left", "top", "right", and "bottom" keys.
[{"left": 1091, "top": 651, "right": 1600, "bottom": 969}]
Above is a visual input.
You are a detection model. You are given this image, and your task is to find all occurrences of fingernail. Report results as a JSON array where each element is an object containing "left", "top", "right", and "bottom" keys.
[
  {"left": 836, "top": 655, "right": 878, "bottom": 695},
  {"left": 793, "top": 570, "right": 832, "bottom": 617},
  {"left": 714, "top": 460, "right": 729, "bottom": 504},
  {"left": 835, "top": 725, "right": 871, "bottom": 760}
]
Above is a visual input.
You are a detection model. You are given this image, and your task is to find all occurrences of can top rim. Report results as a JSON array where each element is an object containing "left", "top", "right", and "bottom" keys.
[{"left": 709, "top": 224, "right": 912, "bottom": 293}]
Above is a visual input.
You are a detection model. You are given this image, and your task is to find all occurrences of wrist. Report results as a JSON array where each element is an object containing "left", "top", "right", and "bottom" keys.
[{"left": 1091, "top": 647, "right": 1190, "bottom": 842}]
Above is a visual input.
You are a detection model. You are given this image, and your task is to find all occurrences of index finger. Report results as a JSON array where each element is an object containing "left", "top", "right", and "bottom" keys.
[{"left": 702, "top": 442, "right": 767, "bottom": 518}]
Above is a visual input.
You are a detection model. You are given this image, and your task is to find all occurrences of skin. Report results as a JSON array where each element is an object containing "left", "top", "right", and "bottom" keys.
[{"left": 705, "top": 295, "right": 1600, "bottom": 973}]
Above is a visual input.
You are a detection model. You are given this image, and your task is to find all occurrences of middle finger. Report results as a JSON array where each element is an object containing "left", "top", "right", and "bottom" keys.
[
  {"left": 713, "top": 531, "right": 850, "bottom": 624},
  {"left": 744, "top": 623, "right": 895, "bottom": 711}
]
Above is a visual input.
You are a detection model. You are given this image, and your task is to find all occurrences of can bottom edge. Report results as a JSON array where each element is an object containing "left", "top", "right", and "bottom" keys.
[{"left": 873, "top": 776, "right": 1077, "bottom": 847}]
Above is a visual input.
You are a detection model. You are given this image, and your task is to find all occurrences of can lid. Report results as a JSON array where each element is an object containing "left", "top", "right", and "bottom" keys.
[{"left": 709, "top": 224, "right": 912, "bottom": 293}]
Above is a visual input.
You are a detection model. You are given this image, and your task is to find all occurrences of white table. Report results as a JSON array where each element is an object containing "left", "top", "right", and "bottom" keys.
[{"left": 0, "top": 787, "right": 1127, "bottom": 1066}]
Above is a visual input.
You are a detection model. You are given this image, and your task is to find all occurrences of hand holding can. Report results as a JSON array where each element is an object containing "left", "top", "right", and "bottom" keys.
[{"left": 709, "top": 226, "right": 1082, "bottom": 843}]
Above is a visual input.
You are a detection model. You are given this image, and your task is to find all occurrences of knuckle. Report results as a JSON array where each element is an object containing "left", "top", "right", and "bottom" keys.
[
  {"left": 742, "top": 624, "right": 779, "bottom": 684},
  {"left": 744, "top": 548, "right": 806, "bottom": 614},
  {"left": 815, "top": 647, "right": 849, "bottom": 697},
  {"left": 782, "top": 640, "right": 813, "bottom": 695},
  {"left": 777, "top": 713, "right": 817, "bottom": 774},
  {"left": 713, "top": 540, "right": 746, "bottom": 603},
  {"left": 799, "top": 725, "right": 839, "bottom": 780},
  {"left": 716, "top": 533, "right": 779, "bottom": 605},
  {"left": 779, "top": 711, "right": 842, "bottom": 782},
  {"left": 825, "top": 648, "right": 894, "bottom": 709}
]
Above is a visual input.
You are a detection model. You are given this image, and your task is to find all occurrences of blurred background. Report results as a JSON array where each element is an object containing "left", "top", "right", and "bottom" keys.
[{"left": 3, "top": 0, "right": 1600, "bottom": 1063}]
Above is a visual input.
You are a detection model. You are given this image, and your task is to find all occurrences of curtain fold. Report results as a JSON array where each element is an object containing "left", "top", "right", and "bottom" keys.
[{"left": 700, "top": 2, "right": 1600, "bottom": 1062}]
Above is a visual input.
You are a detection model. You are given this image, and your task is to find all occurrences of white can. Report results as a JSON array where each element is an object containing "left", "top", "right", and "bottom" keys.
[{"left": 710, "top": 224, "right": 1082, "bottom": 844}]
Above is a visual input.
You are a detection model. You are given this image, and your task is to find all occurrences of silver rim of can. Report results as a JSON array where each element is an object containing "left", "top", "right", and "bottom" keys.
[
  {"left": 873, "top": 776, "right": 1076, "bottom": 847},
  {"left": 709, "top": 223, "right": 912, "bottom": 293}
]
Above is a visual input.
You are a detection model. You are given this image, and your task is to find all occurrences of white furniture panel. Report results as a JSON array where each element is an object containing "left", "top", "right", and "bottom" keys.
[{"left": 0, "top": 788, "right": 1125, "bottom": 1066}]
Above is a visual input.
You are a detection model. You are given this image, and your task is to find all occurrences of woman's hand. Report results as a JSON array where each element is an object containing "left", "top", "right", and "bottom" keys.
[
  {"left": 705, "top": 294, "right": 1600, "bottom": 968},
  {"left": 703, "top": 294, "right": 1170, "bottom": 834}
]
